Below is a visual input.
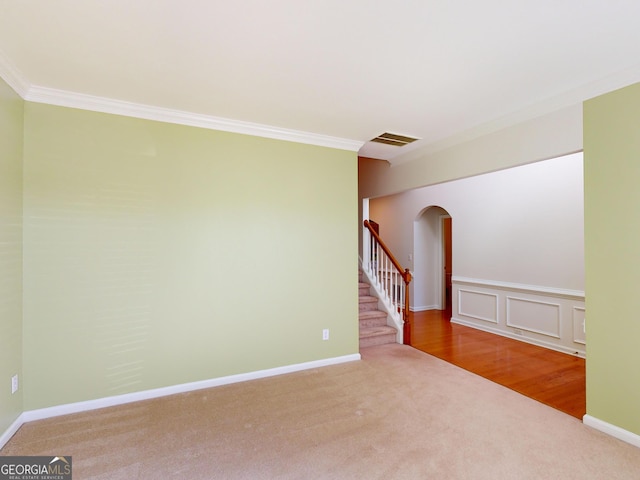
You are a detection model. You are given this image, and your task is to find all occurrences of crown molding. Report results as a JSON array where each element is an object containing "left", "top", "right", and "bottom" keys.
[
  {"left": 24, "top": 86, "right": 364, "bottom": 152},
  {"left": 0, "top": 51, "right": 363, "bottom": 152},
  {"left": 0, "top": 48, "right": 30, "bottom": 97}
]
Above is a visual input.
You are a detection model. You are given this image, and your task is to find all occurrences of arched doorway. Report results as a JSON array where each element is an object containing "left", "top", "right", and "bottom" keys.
[{"left": 413, "top": 206, "right": 452, "bottom": 312}]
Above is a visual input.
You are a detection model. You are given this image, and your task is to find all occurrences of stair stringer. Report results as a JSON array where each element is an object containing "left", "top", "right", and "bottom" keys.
[{"left": 359, "top": 262, "right": 404, "bottom": 344}]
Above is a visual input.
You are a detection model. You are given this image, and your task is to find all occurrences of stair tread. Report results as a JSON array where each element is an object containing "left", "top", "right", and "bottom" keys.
[
  {"left": 359, "top": 325, "right": 397, "bottom": 338},
  {"left": 359, "top": 295, "right": 378, "bottom": 302},
  {"left": 358, "top": 310, "right": 387, "bottom": 319}
]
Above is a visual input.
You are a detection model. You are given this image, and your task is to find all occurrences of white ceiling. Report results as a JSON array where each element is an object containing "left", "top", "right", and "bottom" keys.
[{"left": 1, "top": 0, "right": 639, "bottom": 164}]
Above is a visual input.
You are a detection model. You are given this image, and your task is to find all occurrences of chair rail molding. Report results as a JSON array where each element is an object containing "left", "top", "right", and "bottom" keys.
[{"left": 452, "top": 276, "right": 585, "bottom": 300}]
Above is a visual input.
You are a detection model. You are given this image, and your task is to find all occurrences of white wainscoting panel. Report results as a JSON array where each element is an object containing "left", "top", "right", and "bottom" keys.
[
  {"left": 451, "top": 277, "right": 585, "bottom": 356},
  {"left": 458, "top": 289, "right": 498, "bottom": 324},
  {"left": 506, "top": 296, "right": 561, "bottom": 338},
  {"left": 573, "top": 307, "right": 586, "bottom": 345}
]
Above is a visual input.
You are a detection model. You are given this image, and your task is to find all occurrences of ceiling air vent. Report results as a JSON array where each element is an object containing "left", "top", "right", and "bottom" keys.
[{"left": 370, "top": 132, "right": 419, "bottom": 147}]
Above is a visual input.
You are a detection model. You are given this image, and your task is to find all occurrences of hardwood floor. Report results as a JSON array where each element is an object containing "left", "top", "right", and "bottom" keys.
[{"left": 409, "top": 309, "right": 586, "bottom": 419}]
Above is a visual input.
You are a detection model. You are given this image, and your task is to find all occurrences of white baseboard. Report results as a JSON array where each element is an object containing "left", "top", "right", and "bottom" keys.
[
  {"left": 583, "top": 414, "right": 640, "bottom": 449},
  {"left": 410, "top": 305, "right": 440, "bottom": 312},
  {"left": 2, "top": 353, "right": 360, "bottom": 446},
  {"left": 451, "top": 316, "right": 586, "bottom": 358},
  {"left": 0, "top": 413, "right": 25, "bottom": 450}
]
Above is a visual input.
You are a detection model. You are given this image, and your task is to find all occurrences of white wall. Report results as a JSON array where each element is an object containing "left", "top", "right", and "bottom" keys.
[
  {"left": 361, "top": 105, "right": 582, "bottom": 200},
  {"left": 413, "top": 206, "right": 448, "bottom": 311},
  {"left": 369, "top": 152, "right": 585, "bottom": 355}
]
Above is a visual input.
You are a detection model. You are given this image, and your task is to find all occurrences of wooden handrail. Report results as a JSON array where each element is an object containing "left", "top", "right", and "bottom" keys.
[
  {"left": 364, "top": 220, "right": 412, "bottom": 285},
  {"left": 364, "top": 220, "right": 413, "bottom": 345}
]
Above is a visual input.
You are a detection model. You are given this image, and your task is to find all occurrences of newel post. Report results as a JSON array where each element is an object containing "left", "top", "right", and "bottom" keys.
[{"left": 403, "top": 268, "right": 412, "bottom": 345}]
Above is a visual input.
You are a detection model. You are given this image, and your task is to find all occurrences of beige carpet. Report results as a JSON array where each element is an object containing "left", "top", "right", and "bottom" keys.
[{"left": 2, "top": 344, "right": 639, "bottom": 479}]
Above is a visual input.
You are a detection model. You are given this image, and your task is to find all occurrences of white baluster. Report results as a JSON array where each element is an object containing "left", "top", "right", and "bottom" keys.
[
  {"left": 394, "top": 269, "right": 398, "bottom": 310},
  {"left": 385, "top": 254, "right": 390, "bottom": 301},
  {"left": 363, "top": 228, "right": 369, "bottom": 272}
]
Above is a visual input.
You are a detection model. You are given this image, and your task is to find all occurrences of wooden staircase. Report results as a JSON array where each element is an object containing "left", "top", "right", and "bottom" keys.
[{"left": 359, "top": 271, "right": 398, "bottom": 348}]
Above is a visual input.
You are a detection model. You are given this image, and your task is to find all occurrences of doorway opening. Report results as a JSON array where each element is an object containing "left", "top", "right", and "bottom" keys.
[
  {"left": 412, "top": 206, "right": 451, "bottom": 313},
  {"left": 442, "top": 215, "right": 452, "bottom": 312}
]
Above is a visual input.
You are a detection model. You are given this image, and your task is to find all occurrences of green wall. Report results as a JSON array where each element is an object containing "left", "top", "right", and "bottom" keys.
[
  {"left": 0, "top": 77, "right": 23, "bottom": 433},
  {"left": 584, "top": 82, "right": 640, "bottom": 436},
  {"left": 22, "top": 103, "right": 358, "bottom": 410}
]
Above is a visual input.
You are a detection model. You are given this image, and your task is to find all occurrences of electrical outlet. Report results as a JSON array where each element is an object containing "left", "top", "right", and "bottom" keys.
[
  {"left": 11, "top": 374, "right": 18, "bottom": 394},
  {"left": 322, "top": 329, "right": 329, "bottom": 341}
]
